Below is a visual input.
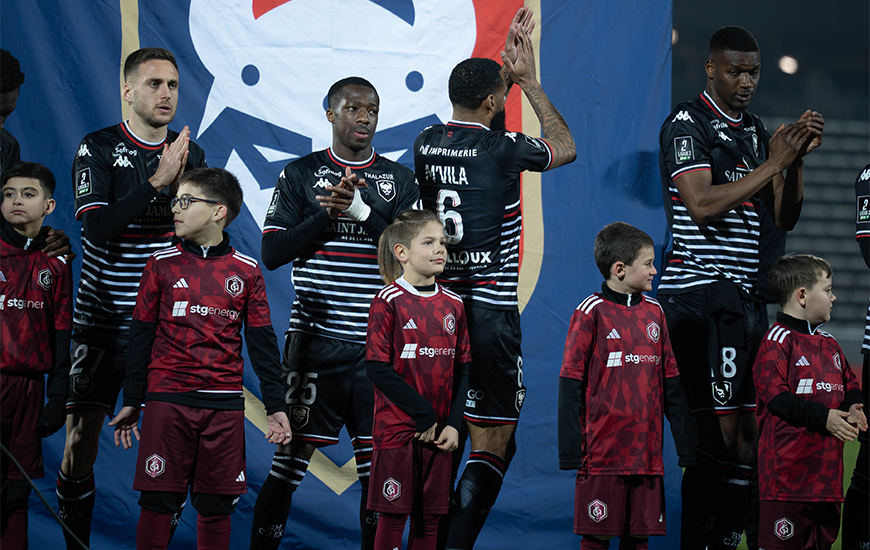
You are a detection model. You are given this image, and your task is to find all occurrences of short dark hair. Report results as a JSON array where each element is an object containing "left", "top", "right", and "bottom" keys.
[
  {"left": 327, "top": 77, "right": 378, "bottom": 110},
  {"left": 1, "top": 49, "right": 25, "bottom": 93},
  {"left": 178, "top": 168, "right": 244, "bottom": 226},
  {"left": 448, "top": 58, "right": 504, "bottom": 111},
  {"left": 124, "top": 48, "right": 178, "bottom": 81},
  {"left": 768, "top": 254, "right": 832, "bottom": 307},
  {"left": 709, "top": 26, "right": 759, "bottom": 55},
  {"left": 594, "top": 222, "right": 654, "bottom": 279},
  {"left": 1, "top": 161, "right": 56, "bottom": 198}
]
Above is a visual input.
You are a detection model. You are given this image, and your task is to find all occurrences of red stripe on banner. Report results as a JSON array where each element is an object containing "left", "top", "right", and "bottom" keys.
[{"left": 253, "top": 0, "right": 292, "bottom": 20}]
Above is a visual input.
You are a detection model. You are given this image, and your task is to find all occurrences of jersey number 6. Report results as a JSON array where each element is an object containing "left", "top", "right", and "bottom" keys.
[{"left": 437, "top": 189, "right": 464, "bottom": 244}]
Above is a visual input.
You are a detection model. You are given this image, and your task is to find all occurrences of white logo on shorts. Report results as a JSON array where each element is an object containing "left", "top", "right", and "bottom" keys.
[
  {"left": 146, "top": 454, "right": 166, "bottom": 478},
  {"left": 774, "top": 517, "right": 794, "bottom": 540},
  {"left": 383, "top": 478, "right": 401, "bottom": 501},
  {"left": 588, "top": 499, "right": 608, "bottom": 523}
]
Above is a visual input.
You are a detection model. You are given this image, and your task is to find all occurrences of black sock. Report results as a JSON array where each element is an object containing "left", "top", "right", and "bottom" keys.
[
  {"left": 716, "top": 465, "right": 752, "bottom": 549},
  {"left": 249, "top": 453, "right": 307, "bottom": 550},
  {"left": 680, "top": 464, "right": 720, "bottom": 550},
  {"left": 444, "top": 451, "right": 508, "bottom": 550},
  {"left": 744, "top": 469, "right": 759, "bottom": 550},
  {"left": 355, "top": 438, "right": 378, "bottom": 550},
  {"left": 167, "top": 496, "right": 187, "bottom": 543},
  {"left": 56, "top": 469, "right": 95, "bottom": 550}
]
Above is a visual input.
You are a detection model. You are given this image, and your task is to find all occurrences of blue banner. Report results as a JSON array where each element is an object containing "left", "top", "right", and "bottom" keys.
[{"left": 2, "top": 0, "right": 676, "bottom": 547}]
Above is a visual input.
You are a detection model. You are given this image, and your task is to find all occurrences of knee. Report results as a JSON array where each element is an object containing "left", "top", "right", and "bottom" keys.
[
  {"left": 2, "top": 479, "right": 32, "bottom": 513},
  {"left": 192, "top": 493, "right": 239, "bottom": 517},
  {"left": 138, "top": 491, "right": 186, "bottom": 515}
]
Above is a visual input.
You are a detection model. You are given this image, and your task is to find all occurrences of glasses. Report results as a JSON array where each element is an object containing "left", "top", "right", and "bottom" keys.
[{"left": 171, "top": 195, "right": 222, "bottom": 210}]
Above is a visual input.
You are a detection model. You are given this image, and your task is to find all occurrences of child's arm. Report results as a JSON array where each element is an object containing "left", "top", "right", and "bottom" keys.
[
  {"left": 436, "top": 361, "right": 469, "bottom": 452},
  {"left": 245, "top": 324, "right": 292, "bottom": 445},
  {"left": 366, "top": 360, "right": 438, "bottom": 439},
  {"left": 839, "top": 352, "right": 867, "bottom": 433},
  {"left": 661, "top": 319, "right": 696, "bottom": 466},
  {"left": 38, "top": 258, "right": 74, "bottom": 437},
  {"left": 558, "top": 307, "right": 594, "bottom": 470}
]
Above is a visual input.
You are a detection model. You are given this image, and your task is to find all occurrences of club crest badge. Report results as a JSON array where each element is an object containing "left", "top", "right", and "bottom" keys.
[
  {"left": 383, "top": 478, "right": 401, "bottom": 501},
  {"left": 225, "top": 275, "right": 244, "bottom": 297},
  {"left": 712, "top": 381, "right": 732, "bottom": 405},
  {"left": 774, "top": 517, "right": 794, "bottom": 540},
  {"left": 443, "top": 313, "right": 456, "bottom": 335},
  {"left": 588, "top": 499, "right": 608, "bottom": 523},
  {"left": 145, "top": 454, "right": 166, "bottom": 478},
  {"left": 375, "top": 179, "right": 395, "bottom": 202},
  {"left": 38, "top": 269, "right": 53, "bottom": 290},
  {"left": 290, "top": 406, "right": 310, "bottom": 429},
  {"left": 646, "top": 322, "right": 660, "bottom": 343}
]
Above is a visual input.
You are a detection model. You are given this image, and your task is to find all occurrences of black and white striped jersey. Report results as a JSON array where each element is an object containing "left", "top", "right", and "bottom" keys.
[
  {"left": 414, "top": 121, "right": 552, "bottom": 310},
  {"left": 856, "top": 163, "right": 870, "bottom": 355},
  {"left": 72, "top": 122, "right": 207, "bottom": 337},
  {"left": 263, "top": 148, "right": 419, "bottom": 344},
  {"left": 658, "top": 92, "right": 771, "bottom": 295}
]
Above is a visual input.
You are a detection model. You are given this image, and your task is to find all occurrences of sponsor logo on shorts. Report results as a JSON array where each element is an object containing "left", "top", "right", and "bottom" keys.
[
  {"left": 145, "top": 454, "right": 166, "bottom": 478},
  {"left": 466, "top": 389, "right": 483, "bottom": 409},
  {"left": 712, "top": 381, "right": 732, "bottom": 405},
  {"left": 225, "top": 275, "right": 244, "bottom": 297},
  {"left": 72, "top": 374, "right": 93, "bottom": 397},
  {"left": 289, "top": 406, "right": 309, "bottom": 429},
  {"left": 646, "top": 322, "right": 660, "bottom": 343},
  {"left": 724, "top": 532, "right": 742, "bottom": 547},
  {"left": 37, "top": 269, "right": 53, "bottom": 290},
  {"left": 774, "top": 517, "right": 794, "bottom": 540},
  {"left": 796, "top": 378, "right": 814, "bottom": 395},
  {"left": 515, "top": 389, "right": 525, "bottom": 412},
  {"left": 383, "top": 478, "right": 401, "bottom": 501},
  {"left": 443, "top": 313, "right": 456, "bottom": 335},
  {"left": 587, "top": 499, "right": 608, "bottom": 523},
  {"left": 832, "top": 353, "right": 842, "bottom": 371}
]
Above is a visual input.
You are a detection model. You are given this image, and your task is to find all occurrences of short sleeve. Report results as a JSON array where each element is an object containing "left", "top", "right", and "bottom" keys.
[
  {"left": 856, "top": 164, "right": 870, "bottom": 241},
  {"left": 244, "top": 265, "right": 272, "bottom": 328},
  {"left": 263, "top": 166, "right": 304, "bottom": 232},
  {"left": 392, "top": 166, "right": 421, "bottom": 214},
  {"left": 660, "top": 106, "right": 712, "bottom": 182},
  {"left": 132, "top": 256, "right": 163, "bottom": 323},
  {"left": 660, "top": 314, "right": 680, "bottom": 379},
  {"left": 488, "top": 131, "right": 553, "bottom": 175},
  {"left": 366, "top": 294, "right": 395, "bottom": 364},
  {"left": 753, "top": 336, "right": 792, "bottom": 406},
  {"left": 455, "top": 304, "right": 472, "bottom": 364},
  {"left": 560, "top": 307, "right": 595, "bottom": 381},
  {"left": 72, "top": 134, "right": 112, "bottom": 220}
]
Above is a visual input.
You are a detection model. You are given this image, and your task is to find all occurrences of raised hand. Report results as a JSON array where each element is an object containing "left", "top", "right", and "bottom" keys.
[
  {"left": 796, "top": 109, "right": 824, "bottom": 157},
  {"left": 149, "top": 125, "right": 190, "bottom": 191}
]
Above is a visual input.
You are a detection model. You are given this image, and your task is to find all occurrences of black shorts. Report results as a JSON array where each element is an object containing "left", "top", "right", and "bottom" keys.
[
  {"left": 660, "top": 284, "right": 764, "bottom": 414},
  {"left": 462, "top": 307, "right": 525, "bottom": 426},
  {"left": 67, "top": 333, "right": 129, "bottom": 414},
  {"left": 283, "top": 332, "right": 372, "bottom": 446}
]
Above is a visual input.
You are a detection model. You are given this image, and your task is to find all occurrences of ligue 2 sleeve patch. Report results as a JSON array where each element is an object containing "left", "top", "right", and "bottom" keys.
[
  {"left": 76, "top": 167, "right": 92, "bottom": 197},
  {"left": 266, "top": 189, "right": 279, "bottom": 217},
  {"left": 674, "top": 136, "right": 694, "bottom": 164},
  {"left": 858, "top": 195, "right": 870, "bottom": 223}
]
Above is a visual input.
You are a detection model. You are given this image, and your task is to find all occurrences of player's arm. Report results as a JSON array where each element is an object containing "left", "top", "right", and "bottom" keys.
[
  {"left": 856, "top": 164, "right": 870, "bottom": 266},
  {"left": 261, "top": 168, "right": 334, "bottom": 271},
  {"left": 77, "top": 129, "right": 191, "bottom": 246},
  {"left": 42, "top": 227, "right": 73, "bottom": 259},
  {"left": 660, "top": 320, "right": 696, "bottom": 466},
  {"left": 319, "top": 168, "right": 391, "bottom": 238},
  {"left": 557, "top": 309, "right": 592, "bottom": 470},
  {"left": 501, "top": 18, "right": 576, "bottom": 170}
]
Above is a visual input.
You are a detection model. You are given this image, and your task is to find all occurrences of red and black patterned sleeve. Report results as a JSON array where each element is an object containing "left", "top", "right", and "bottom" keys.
[
  {"left": 46, "top": 256, "right": 74, "bottom": 402},
  {"left": 124, "top": 256, "right": 163, "bottom": 407},
  {"left": 243, "top": 264, "right": 286, "bottom": 414},
  {"left": 366, "top": 294, "right": 394, "bottom": 364}
]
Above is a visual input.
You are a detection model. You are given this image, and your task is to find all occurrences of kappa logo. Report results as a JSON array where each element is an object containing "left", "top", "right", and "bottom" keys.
[
  {"left": 712, "top": 381, "right": 732, "bottom": 405},
  {"left": 443, "top": 313, "right": 456, "bottom": 335},
  {"left": 383, "top": 478, "right": 401, "bottom": 501},
  {"left": 774, "top": 517, "right": 794, "bottom": 540},
  {"left": 795, "top": 356, "right": 810, "bottom": 367},
  {"left": 113, "top": 155, "right": 134, "bottom": 168},
  {"left": 718, "top": 131, "right": 732, "bottom": 142},
  {"left": 290, "top": 406, "right": 310, "bottom": 429},
  {"left": 588, "top": 499, "right": 608, "bottom": 523},
  {"left": 861, "top": 169, "right": 870, "bottom": 181},
  {"left": 403, "top": 319, "right": 417, "bottom": 330},
  {"left": 605, "top": 328, "right": 620, "bottom": 340},
  {"left": 77, "top": 144, "right": 91, "bottom": 157},
  {"left": 376, "top": 179, "right": 396, "bottom": 202},
  {"left": 145, "top": 454, "right": 166, "bottom": 478},
  {"left": 37, "top": 269, "right": 52, "bottom": 290},
  {"left": 795, "top": 378, "right": 814, "bottom": 395},
  {"left": 832, "top": 353, "right": 842, "bottom": 371},
  {"left": 672, "top": 110, "right": 694, "bottom": 123},
  {"left": 173, "top": 278, "right": 189, "bottom": 289},
  {"left": 646, "top": 322, "right": 660, "bottom": 343},
  {"left": 225, "top": 275, "right": 244, "bottom": 297},
  {"left": 504, "top": 131, "right": 517, "bottom": 142},
  {"left": 313, "top": 177, "right": 330, "bottom": 189}
]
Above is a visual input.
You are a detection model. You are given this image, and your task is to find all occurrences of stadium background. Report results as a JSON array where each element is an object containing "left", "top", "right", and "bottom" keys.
[{"left": 1, "top": 0, "right": 866, "bottom": 548}]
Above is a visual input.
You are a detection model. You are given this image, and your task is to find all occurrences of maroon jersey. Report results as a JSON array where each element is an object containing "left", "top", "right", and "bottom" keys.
[
  {"left": 0, "top": 232, "right": 73, "bottom": 375},
  {"left": 133, "top": 243, "right": 271, "bottom": 396},
  {"left": 754, "top": 317, "right": 861, "bottom": 502},
  {"left": 366, "top": 278, "right": 471, "bottom": 450},
  {"left": 559, "top": 292, "right": 680, "bottom": 475}
]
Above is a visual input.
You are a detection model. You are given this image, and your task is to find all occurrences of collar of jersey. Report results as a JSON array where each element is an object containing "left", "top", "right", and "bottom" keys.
[
  {"left": 327, "top": 148, "right": 375, "bottom": 169},
  {"left": 776, "top": 310, "right": 826, "bottom": 336},
  {"left": 700, "top": 91, "right": 743, "bottom": 127},
  {"left": 0, "top": 222, "right": 48, "bottom": 251},
  {"left": 447, "top": 120, "right": 490, "bottom": 131},
  {"left": 179, "top": 232, "right": 231, "bottom": 258},
  {"left": 396, "top": 276, "right": 440, "bottom": 297},
  {"left": 600, "top": 282, "right": 644, "bottom": 307},
  {"left": 120, "top": 121, "right": 167, "bottom": 150}
]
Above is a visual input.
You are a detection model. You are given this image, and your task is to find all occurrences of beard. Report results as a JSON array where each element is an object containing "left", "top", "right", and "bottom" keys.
[{"left": 490, "top": 109, "right": 506, "bottom": 132}]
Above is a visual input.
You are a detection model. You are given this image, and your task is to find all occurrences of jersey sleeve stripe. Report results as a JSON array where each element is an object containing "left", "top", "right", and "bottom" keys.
[
  {"left": 671, "top": 165, "right": 712, "bottom": 180},
  {"left": 232, "top": 251, "right": 259, "bottom": 268},
  {"left": 263, "top": 225, "right": 286, "bottom": 233},
  {"left": 579, "top": 296, "right": 603, "bottom": 315},
  {"left": 75, "top": 203, "right": 108, "bottom": 219}
]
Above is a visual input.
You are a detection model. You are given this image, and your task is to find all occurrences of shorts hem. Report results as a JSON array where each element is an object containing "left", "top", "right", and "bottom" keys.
[
  {"left": 575, "top": 528, "right": 666, "bottom": 536},
  {"left": 463, "top": 414, "right": 519, "bottom": 426}
]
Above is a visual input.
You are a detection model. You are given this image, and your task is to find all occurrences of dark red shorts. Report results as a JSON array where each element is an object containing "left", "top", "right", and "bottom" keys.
[
  {"left": 573, "top": 474, "right": 665, "bottom": 536},
  {"left": 132, "top": 401, "right": 246, "bottom": 495},
  {"left": 759, "top": 500, "right": 840, "bottom": 550},
  {"left": 0, "top": 373, "right": 45, "bottom": 480},
  {"left": 367, "top": 441, "right": 451, "bottom": 515}
]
